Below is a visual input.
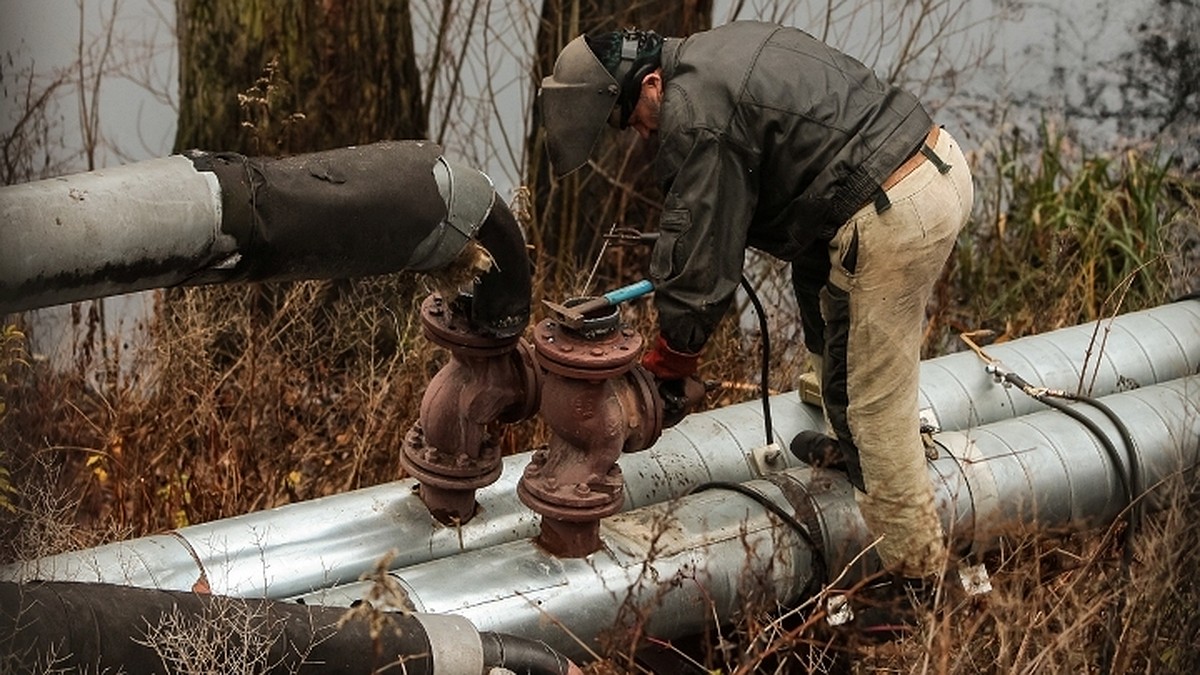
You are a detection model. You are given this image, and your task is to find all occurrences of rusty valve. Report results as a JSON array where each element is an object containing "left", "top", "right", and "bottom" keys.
[
  {"left": 518, "top": 299, "right": 663, "bottom": 557},
  {"left": 401, "top": 294, "right": 540, "bottom": 524}
]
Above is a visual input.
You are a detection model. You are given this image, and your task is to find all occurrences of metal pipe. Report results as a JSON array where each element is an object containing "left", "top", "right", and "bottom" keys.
[
  {"left": 294, "top": 376, "right": 1199, "bottom": 661},
  {"left": 3, "top": 300, "right": 1196, "bottom": 596},
  {"left": 0, "top": 155, "right": 228, "bottom": 312},
  {"left": 0, "top": 580, "right": 575, "bottom": 674},
  {"left": 401, "top": 293, "right": 541, "bottom": 523},
  {"left": 0, "top": 142, "right": 532, "bottom": 335},
  {"left": 915, "top": 298, "right": 1199, "bottom": 432},
  {"left": 519, "top": 303, "right": 662, "bottom": 557}
]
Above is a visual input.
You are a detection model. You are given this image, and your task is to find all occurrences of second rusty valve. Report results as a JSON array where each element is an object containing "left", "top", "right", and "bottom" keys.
[{"left": 519, "top": 294, "right": 663, "bottom": 558}]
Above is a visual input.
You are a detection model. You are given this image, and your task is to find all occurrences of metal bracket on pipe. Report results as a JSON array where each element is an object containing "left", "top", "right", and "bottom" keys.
[
  {"left": 750, "top": 442, "right": 785, "bottom": 475},
  {"left": 957, "top": 562, "right": 993, "bottom": 596}
]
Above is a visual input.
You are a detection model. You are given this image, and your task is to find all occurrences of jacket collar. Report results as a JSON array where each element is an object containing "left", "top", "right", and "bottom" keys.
[{"left": 661, "top": 37, "right": 683, "bottom": 81}]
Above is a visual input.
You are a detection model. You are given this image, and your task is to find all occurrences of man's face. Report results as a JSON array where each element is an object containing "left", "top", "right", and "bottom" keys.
[{"left": 628, "top": 71, "right": 663, "bottom": 141}]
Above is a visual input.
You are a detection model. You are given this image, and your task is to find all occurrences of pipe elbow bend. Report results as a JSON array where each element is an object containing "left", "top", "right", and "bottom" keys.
[
  {"left": 415, "top": 157, "right": 532, "bottom": 338},
  {"left": 406, "top": 158, "right": 496, "bottom": 272}
]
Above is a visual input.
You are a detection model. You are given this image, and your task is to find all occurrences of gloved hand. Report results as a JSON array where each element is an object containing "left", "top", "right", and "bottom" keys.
[
  {"left": 657, "top": 376, "right": 707, "bottom": 428},
  {"left": 641, "top": 335, "right": 701, "bottom": 380},
  {"left": 642, "top": 335, "right": 705, "bottom": 427}
]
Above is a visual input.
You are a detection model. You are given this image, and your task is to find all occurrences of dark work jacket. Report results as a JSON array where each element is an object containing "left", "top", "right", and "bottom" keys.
[{"left": 651, "top": 21, "right": 933, "bottom": 353}]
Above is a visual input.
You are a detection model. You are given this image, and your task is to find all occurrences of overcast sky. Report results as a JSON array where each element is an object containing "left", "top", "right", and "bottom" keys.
[
  {"left": 1, "top": 0, "right": 177, "bottom": 171},
  {"left": 1, "top": 0, "right": 1161, "bottom": 183}
]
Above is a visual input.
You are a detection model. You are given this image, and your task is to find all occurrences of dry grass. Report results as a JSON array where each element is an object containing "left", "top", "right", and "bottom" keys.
[{"left": 1, "top": 274, "right": 439, "bottom": 545}]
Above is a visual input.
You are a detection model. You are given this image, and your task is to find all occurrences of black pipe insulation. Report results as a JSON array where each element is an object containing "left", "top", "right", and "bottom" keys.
[
  {"left": 190, "top": 142, "right": 531, "bottom": 336},
  {"left": 480, "top": 632, "right": 574, "bottom": 675},
  {"left": 189, "top": 142, "right": 450, "bottom": 284},
  {"left": 0, "top": 581, "right": 573, "bottom": 674},
  {"left": 470, "top": 201, "right": 534, "bottom": 337}
]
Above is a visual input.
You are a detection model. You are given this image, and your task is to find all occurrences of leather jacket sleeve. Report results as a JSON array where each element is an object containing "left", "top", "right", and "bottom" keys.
[{"left": 651, "top": 126, "right": 757, "bottom": 354}]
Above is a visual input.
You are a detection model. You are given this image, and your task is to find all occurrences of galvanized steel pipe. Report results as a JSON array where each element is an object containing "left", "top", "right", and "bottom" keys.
[
  {"left": 295, "top": 376, "right": 1199, "bottom": 660},
  {"left": 3, "top": 301, "right": 1197, "bottom": 598}
]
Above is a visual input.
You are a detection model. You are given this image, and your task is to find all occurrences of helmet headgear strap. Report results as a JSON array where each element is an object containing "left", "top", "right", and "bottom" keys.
[{"left": 609, "top": 30, "right": 660, "bottom": 129}]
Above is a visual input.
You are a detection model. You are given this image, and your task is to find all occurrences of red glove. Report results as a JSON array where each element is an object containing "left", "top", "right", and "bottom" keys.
[{"left": 641, "top": 335, "right": 701, "bottom": 380}]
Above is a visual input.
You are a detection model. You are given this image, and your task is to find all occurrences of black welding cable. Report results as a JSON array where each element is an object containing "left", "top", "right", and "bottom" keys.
[
  {"left": 993, "top": 368, "right": 1135, "bottom": 511},
  {"left": 739, "top": 275, "right": 775, "bottom": 447},
  {"left": 1057, "top": 389, "right": 1145, "bottom": 675},
  {"left": 989, "top": 366, "right": 1140, "bottom": 675},
  {"left": 684, "top": 480, "right": 827, "bottom": 594},
  {"left": 1051, "top": 391, "right": 1143, "bottom": 527},
  {"left": 480, "top": 632, "right": 574, "bottom": 675}
]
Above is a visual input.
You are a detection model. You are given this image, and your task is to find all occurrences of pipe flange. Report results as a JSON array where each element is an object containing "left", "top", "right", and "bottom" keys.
[
  {"left": 623, "top": 363, "right": 665, "bottom": 452},
  {"left": 534, "top": 320, "right": 643, "bottom": 379},
  {"left": 496, "top": 339, "right": 542, "bottom": 424},
  {"left": 519, "top": 452, "right": 625, "bottom": 511},
  {"left": 516, "top": 479, "right": 625, "bottom": 522},
  {"left": 421, "top": 294, "right": 520, "bottom": 356},
  {"left": 401, "top": 424, "right": 503, "bottom": 488}
]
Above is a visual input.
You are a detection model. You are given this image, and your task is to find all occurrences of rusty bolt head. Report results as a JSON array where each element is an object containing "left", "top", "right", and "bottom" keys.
[
  {"left": 590, "top": 347, "right": 605, "bottom": 356},
  {"left": 574, "top": 482, "right": 591, "bottom": 496},
  {"left": 560, "top": 344, "right": 574, "bottom": 352}
]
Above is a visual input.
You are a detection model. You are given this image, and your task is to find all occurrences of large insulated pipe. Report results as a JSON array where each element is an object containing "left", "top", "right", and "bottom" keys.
[
  {"left": 0, "top": 581, "right": 577, "bottom": 675},
  {"left": 0, "top": 141, "right": 530, "bottom": 336},
  {"left": 294, "top": 376, "right": 1200, "bottom": 661},
  {"left": 3, "top": 301, "right": 1196, "bottom": 597}
]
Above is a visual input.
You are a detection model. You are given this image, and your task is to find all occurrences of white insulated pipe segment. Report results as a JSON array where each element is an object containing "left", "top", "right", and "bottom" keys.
[{"left": 0, "top": 157, "right": 230, "bottom": 314}]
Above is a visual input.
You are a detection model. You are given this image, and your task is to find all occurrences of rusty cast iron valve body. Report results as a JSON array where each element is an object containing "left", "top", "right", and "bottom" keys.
[
  {"left": 519, "top": 301, "right": 664, "bottom": 557},
  {"left": 402, "top": 293, "right": 540, "bottom": 524}
]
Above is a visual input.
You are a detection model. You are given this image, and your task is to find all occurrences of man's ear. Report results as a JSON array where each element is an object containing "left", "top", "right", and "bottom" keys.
[{"left": 641, "top": 69, "right": 663, "bottom": 94}]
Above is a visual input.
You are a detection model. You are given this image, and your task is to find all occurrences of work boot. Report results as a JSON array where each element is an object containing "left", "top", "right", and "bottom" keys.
[
  {"left": 789, "top": 430, "right": 843, "bottom": 468},
  {"left": 852, "top": 576, "right": 935, "bottom": 643},
  {"left": 790, "top": 430, "right": 868, "bottom": 492}
]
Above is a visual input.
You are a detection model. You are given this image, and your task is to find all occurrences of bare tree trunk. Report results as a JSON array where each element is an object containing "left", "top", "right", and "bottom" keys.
[
  {"left": 144, "top": 1, "right": 434, "bottom": 514},
  {"left": 525, "top": 0, "right": 712, "bottom": 293}
]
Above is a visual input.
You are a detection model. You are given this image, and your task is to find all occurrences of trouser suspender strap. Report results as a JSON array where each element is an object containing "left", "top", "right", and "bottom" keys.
[
  {"left": 874, "top": 189, "right": 892, "bottom": 214},
  {"left": 920, "top": 143, "right": 953, "bottom": 174}
]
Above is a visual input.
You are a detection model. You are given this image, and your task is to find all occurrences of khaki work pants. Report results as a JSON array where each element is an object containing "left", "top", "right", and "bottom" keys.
[{"left": 822, "top": 128, "right": 973, "bottom": 578}]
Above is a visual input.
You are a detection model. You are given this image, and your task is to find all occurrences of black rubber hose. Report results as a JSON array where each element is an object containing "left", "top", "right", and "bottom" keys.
[
  {"left": 1048, "top": 395, "right": 1139, "bottom": 675},
  {"left": 996, "top": 369, "right": 1134, "bottom": 509},
  {"left": 480, "top": 631, "right": 574, "bottom": 675},
  {"left": 683, "top": 481, "right": 827, "bottom": 593},
  {"left": 739, "top": 275, "right": 775, "bottom": 447},
  {"left": 1053, "top": 391, "right": 1142, "bottom": 526},
  {"left": 989, "top": 367, "right": 1142, "bottom": 675}
]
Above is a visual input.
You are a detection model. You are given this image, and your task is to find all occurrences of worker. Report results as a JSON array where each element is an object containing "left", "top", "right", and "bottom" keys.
[{"left": 538, "top": 21, "right": 974, "bottom": 581}]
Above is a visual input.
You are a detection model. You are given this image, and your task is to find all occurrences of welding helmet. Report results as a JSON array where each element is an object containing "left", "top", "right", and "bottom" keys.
[{"left": 540, "top": 31, "right": 659, "bottom": 177}]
